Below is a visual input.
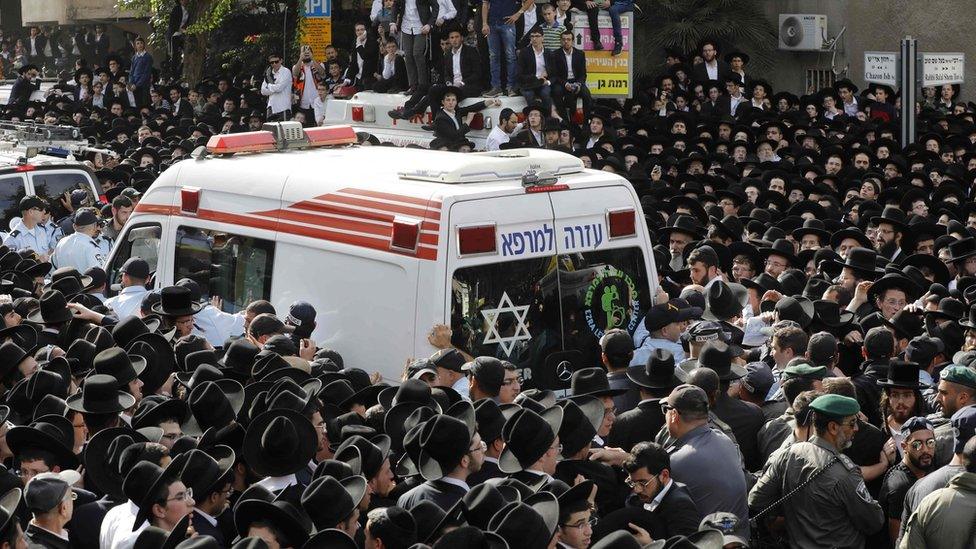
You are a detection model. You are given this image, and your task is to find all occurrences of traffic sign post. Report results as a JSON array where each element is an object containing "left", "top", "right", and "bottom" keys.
[
  {"left": 900, "top": 37, "right": 917, "bottom": 146},
  {"left": 300, "top": 0, "right": 333, "bottom": 60}
]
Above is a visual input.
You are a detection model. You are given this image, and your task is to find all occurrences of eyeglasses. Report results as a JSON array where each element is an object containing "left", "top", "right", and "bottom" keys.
[
  {"left": 764, "top": 259, "right": 787, "bottom": 269},
  {"left": 164, "top": 488, "right": 193, "bottom": 503},
  {"left": 625, "top": 476, "right": 655, "bottom": 489},
  {"left": 660, "top": 402, "right": 674, "bottom": 414},
  {"left": 909, "top": 438, "right": 937, "bottom": 451},
  {"left": 502, "top": 376, "right": 522, "bottom": 386},
  {"left": 469, "top": 440, "right": 487, "bottom": 454},
  {"left": 549, "top": 443, "right": 563, "bottom": 454},
  {"left": 561, "top": 516, "right": 598, "bottom": 531},
  {"left": 838, "top": 419, "right": 858, "bottom": 429}
]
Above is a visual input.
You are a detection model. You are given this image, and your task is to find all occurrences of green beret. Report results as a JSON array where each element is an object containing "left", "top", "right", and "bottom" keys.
[
  {"left": 809, "top": 394, "right": 860, "bottom": 417},
  {"left": 782, "top": 363, "right": 828, "bottom": 381},
  {"left": 941, "top": 365, "right": 976, "bottom": 389}
]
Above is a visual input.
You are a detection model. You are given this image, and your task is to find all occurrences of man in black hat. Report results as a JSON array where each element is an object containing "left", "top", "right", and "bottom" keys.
[
  {"left": 152, "top": 285, "right": 203, "bottom": 338},
  {"left": 608, "top": 349, "right": 684, "bottom": 452},
  {"left": 180, "top": 448, "right": 236, "bottom": 545},
  {"left": 397, "top": 412, "right": 484, "bottom": 510},
  {"left": 365, "top": 506, "right": 418, "bottom": 549},
  {"left": 878, "top": 360, "right": 927, "bottom": 446},
  {"left": 600, "top": 329, "right": 639, "bottom": 414},
  {"left": 430, "top": 348, "right": 471, "bottom": 400},
  {"left": 872, "top": 206, "right": 908, "bottom": 262}
]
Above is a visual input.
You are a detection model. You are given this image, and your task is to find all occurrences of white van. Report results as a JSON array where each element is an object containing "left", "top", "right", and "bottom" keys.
[{"left": 105, "top": 123, "right": 658, "bottom": 388}]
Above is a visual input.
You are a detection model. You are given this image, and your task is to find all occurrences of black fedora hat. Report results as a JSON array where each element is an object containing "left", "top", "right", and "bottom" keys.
[
  {"left": 812, "top": 300, "right": 855, "bottom": 329},
  {"left": 378, "top": 378, "right": 440, "bottom": 411},
  {"left": 93, "top": 347, "right": 147, "bottom": 386},
  {"left": 132, "top": 513, "right": 192, "bottom": 549},
  {"left": 300, "top": 474, "right": 367, "bottom": 530},
  {"left": 877, "top": 359, "right": 927, "bottom": 389},
  {"left": 867, "top": 273, "right": 922, "bottom": 304},
  {"left": 0, "top": 323, "right": 38, "bottom": 354},
  {"left": 658, "top": 215, "right": 704, "bottom": 240},
  {"left": 688, "top": 341, "right": 747, "bottom": 381},
  {"left": 85, "top": 325, "right": 116, "bottom": 354},
  {"left": 947, "top": 237, "right": 976, "bottom": 263},
  {"left": 151, "top": 286, "right": 203, "bottom": 317},
  {"left": 871, "top": 205, "right": 909, "bottom": 231},
  {"left": 8, "top": 414, "right": 80, "bottom": 470},
  {"left": 926, "top": 297, "right": 967, "bottom": 322},
  {"left": 902, "top": 253, "right": 951, "bottom": 286},
  {"left": 702, "top": 281, "right": 749, "bottom": 322},
  {"left": 182, "top": 379, "right": 245, "bottom": 436},
  {"left": 218, "top": 339, "right": 260, "bottom": 380},
  {"left": 385, "top": 401, "right": 437, "bottom": 455},
  {"left": 488, "top": 493, "right": 559, "bottom": 549},
  {"left": 498, "top": 407, "right": 563, "bottom": 474},
  {"left": 243, "top": 408, "right": 317, "bottom": 477},
  {"left": 827, "top": 247, "right": 885, "bottom": 279},
  {"left": 556, "top": 397, "right": 604, "bottom": 458},
  {"left": 335, "top": 434, "right": 391, "bottom": 479},
  {"left": 111, "top": 315, "right": 160, "bottom": 348},
  {"left": 66, "top": 373, "right": 136, "bottom": 413},
  {"left": 569, "top": 367, "right": 628, "bottom": 398},
  {"left": 758, "top": 238, "right": 797, "bottom": 266},
  {"left": 236, "top": 489, "right": 313, "bottom": 547},
  {"left": 883, "top": 310, "right": 924, "bottom": 341},
  {"left": 830, "top": 228, "right": 875, "bottom": 253},
  {"left": 802, "top": 276, "right": 832, "bottom": 300},
  {"left": 132, "top": 395, "right": 191, "bottom": 430},
  {"left": 463, "top": 483, "right": 520, "bottom": 530},
  {"left": 418, "top": 413, "right": 474, "bottom": 481},
  {"left": 26, "top": 290, "right": 83, "bottom": 325},
  {"left": 774, "top": 296, "right": 816, "bottom": 329},
  {"left": 474, "top": 398, "right": 507, "bottom": 444},
  {"left": 124, "top": 451, "right": 192, "bottom": 530},
  {"left": 792, "top": 219, "right": 831, "bottom": 242},
  {"left": 65, "top": 339, "right": 98, "bottom": 377},
  {"left": 627, "top": 349, "right": 685, "bottom": 389},
  {"left": 777, "top": 269, "right": 807, "bottom": 298},
  {"left": 179, "top": 446, "right": 236, "bottom": 502},
  {"left": 84, "top": 427, "right": 149, "bottom": 499},
  {"left": 960, "top": 304, "right": 976, "bottom": 329},
  {"left": 128, "top": 340, "right": 172, "bottom": 396}
]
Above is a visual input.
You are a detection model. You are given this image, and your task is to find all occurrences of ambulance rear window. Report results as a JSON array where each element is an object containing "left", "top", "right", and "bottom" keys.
[
  {"left": 451, "top": 246, "right": 650, "bottom": 390},
  {"left": 174, "top": 226, "right": 275, "bottom": 313}
]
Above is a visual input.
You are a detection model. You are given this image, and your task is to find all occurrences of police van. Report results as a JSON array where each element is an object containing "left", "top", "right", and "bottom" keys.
[{"left": 105, "top": 122, "right": 658, "bottom": 388}]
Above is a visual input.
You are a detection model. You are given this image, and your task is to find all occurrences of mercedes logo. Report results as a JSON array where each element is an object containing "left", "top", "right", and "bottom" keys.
[{"left": 556, "top": 361, "right": 574, "bottom": 382}]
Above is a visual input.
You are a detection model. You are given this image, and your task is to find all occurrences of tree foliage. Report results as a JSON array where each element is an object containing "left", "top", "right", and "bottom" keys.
[{"left": 633, "top": 0, "right": 776, "bottom": 80}]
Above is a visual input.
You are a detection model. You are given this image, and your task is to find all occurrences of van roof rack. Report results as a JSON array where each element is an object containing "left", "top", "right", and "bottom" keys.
[
  {"left": 0, "top": 120, "right": 118, "bottom": 160},
  {"left": 397, "top": 148, "right": 584, "bottom": 184}
]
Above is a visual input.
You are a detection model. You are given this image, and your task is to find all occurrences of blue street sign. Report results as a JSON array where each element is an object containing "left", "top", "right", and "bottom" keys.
[{"left": 305, "top": 0, "right": 331, "bottom": 17}]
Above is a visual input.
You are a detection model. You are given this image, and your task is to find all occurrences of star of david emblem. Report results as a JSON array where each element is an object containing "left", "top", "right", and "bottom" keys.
[{"left": 481, "top": 291, "right": 532, "bottom": 356}]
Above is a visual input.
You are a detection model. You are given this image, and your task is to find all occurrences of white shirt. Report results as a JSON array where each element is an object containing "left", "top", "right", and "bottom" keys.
[
  {"left": 300, "top": 64, "right": 318, "bottom": 109},
  {"left": 534, "top": 47, "right": 546, "bottom": 79},
  {"left": 114, "top": 521, "right": 148, "bottom": 549},
  {"left": 104, "top": 285, "right": 150, "bottom": 320},
  {"left": 705, "top": 60, "right": 718, "bottom": 80},
  {"left": 564, "top": 50, "right": 575, "bottom": 80},
  {"left": 100, "top": 501, "right": 137, "bottom": 549},
  {"left": 485, "top": 122, "right": 522, "bottom": 151},
  {"left": 402, "top": 0, "right": 423, "bottom": 34},
  {"left": 370, "top": 0, "right": 384, "bottom": 21},
  {"left": 383, "top": 55, "right": 396, "bottom": 80},
  {"left": 260, "top": 65, "right": 293, "bottom": 114},
  {"left": 729, "top": 93, "right": 745, "bottom": 115},
  {"left": 436, "top": 0, "right": 457, "bottom": 21},
  {"left": 440, "top": 476, "right": 470, "bottom": 492},
  {"left": 523, "top": 8, "right": 538, "bottom": 33},
  {"left": 193, "top": 304, "right": 245, "bottom": 348},
  {"left": 256, "top": 474, "right": 298, "bottom": 493},
  {"left": 644, "top": 479, "right": 674, "bottom": 512},
  {"left": 313, "top": 95, "right": 327, "bottom": 125},
  {"left": 452, "top": 48, "right": 463, "bottom": 85},
  {"left": 452, "top": 375, "right": 470, "bottom": 400},
  {"left": 53, "top": 230, "right": 105, "bottom": 273}
]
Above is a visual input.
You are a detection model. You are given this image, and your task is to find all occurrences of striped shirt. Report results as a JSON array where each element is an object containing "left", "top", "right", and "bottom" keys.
[{"left": 542, "top": 22, "right": 565, "bottom": 51}]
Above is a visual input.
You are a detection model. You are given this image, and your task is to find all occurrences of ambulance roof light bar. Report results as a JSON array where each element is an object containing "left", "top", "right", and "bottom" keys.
[{"left": 204, "top": 123, "right": 356, "bottom": 156}]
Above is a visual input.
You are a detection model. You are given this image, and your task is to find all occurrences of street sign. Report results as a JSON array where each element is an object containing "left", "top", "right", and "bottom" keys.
[
  {"left": 301, "top": 0, "right": 333, "bottom": 59},
  {"left": 305, "top": 0, "right": 331, "bottom": 18},
  {"left": 922, "top": 52, "right": 965, "bottom": 85},
  {"left": 571, "top": 13, "right": 633, "bottom": 98},
  {"left": 864, "top": 51, "right": 899, "bottom": 86}
]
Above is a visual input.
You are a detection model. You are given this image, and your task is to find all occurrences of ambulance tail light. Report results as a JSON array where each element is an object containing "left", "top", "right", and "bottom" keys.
[
  {"left": 607, "top": 208, "right": 636, "bottom": 239},
  {"left": 181, "top": 187, "right": 201, "bottom": 215},
  {"left": 469, "top": 113, "right": 485, "bottom": 130},
  {"left": 352, "top": 105, "right": 375, "bottom": 122},
  {"left": 206, "top": 131, "right": 276, "bottom": 154},
  {"left": 391, "top": 217, "right": 421, "bottom": 252},
  {"left": 305, "top": 126, "right": 357, "bottom": 147},
  {"left": 458, "top": 225, "right": 497, "bottom": 256}
]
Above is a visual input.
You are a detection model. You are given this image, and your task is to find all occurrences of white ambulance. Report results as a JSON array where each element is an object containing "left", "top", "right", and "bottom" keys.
[{"left": 104, "top": 122, "right": 658, "bottom": 388}]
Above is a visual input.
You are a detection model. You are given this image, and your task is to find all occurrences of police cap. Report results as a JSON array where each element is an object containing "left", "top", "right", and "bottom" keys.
[{"left": 941, "top": 365, "right": 976, "bottom": 389}]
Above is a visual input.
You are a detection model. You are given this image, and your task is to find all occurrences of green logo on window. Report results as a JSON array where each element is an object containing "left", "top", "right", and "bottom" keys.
[{"left": 583, "top": 266, "right": 639, "bottom": 338}]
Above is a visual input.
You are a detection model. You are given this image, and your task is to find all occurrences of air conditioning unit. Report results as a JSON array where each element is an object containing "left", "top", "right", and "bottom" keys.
[{"left": 778, "top": 14, "right": 828, "bottom": 51}]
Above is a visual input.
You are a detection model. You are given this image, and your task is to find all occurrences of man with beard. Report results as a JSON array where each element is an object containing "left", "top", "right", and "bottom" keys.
[
  {"left": 879, "top": 417, "right": 936, "bottom": 543},
  {"left": 878, "top": 360, "right": 928, "bottom": 448},
  {"left": 749, "top": 394, "right": 884, "bottom": 548},
  {"left": 687, "top": 246, "right": 722, "bottom": 289},
  {"left": 871, "top": 206, "right": 908, "bottom": 263}
]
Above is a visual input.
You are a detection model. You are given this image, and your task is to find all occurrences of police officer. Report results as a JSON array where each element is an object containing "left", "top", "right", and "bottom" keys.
[
  {"left": 748, "top": 394, "right": 884, "bottom": 548},
  {"left": 3, "top": 195, "right": 54, "bottom": 259},
  {"left": 39, "top": 200, "right": 63, "bottom": 247},
  {"left": 52, "top": 208, "right": 106, "bottom": 273}
]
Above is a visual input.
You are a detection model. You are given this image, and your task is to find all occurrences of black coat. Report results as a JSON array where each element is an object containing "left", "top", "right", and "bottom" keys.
[
  {"left": 607, "top": 399, "right": 665, "bottom": 453},
  {"left": 393, "top": 0, "right": 435, "bottom": 28},
  {"left": 25, "top": 524, "right": 70, "bottom": 549},
  {"left": 554, "top": 459, "right": 628, "bottom": 516},
  {"left": 690, "top": 59, "right": 732, "bottom": 85},
  {"left": 192, "top": 513, "right": 227, "bottom": 547},
  {"left": 442, "top": 45, "right": 482, "bottom": 90},
  {"left": 433, "top": 108, "right": 470, "bottom": 143},
  {"left": 92, "top": 34, "right": 110, "bottom": 60},
  {"left": 549, "top": 47, "right": 587, "bottom": 85},
  {"left": 67, "top": 497, "right": 119, "bottom": 549},
  {"left": 27, "top": 35, "right": 47, "bottom": 59},
  {"left": 396, "top": 479, "right": 468, "bottom": 511},
  {"left": 467, "top": 458, "right": 505, "bottom": 486},
  {"left": 343, "top": 40, "right": 379, "bottom": 86},
  {"left": 8, "top": 77, "right": 39, "bottom": 107},
  {"left": 171, "top": 98, "right": 194, "bottom": 119},
  {"left": 712, "top": 392, "right": 765, "bottom": 472},
  {"left": 377, "top": 55, "right": 408, "bottom": 89},
  {"left": 592, "top": 483, "right": 700, "bottom": 543},
  {"left": 516, "top": 45, "right": 550, "bottom": 90}
]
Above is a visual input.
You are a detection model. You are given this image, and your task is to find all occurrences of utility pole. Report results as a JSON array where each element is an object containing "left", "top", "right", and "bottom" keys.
[{"left": 900, "top": 36, "right": 917, "bottom": 145}]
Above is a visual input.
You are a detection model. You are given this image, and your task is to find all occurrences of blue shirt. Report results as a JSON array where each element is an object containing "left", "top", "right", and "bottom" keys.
[
  {"left": 486, "top": 0, "right": 519, "bottom": 26},
  {"left": 631, "top": 336, "right": 685, "bottom": 367}
]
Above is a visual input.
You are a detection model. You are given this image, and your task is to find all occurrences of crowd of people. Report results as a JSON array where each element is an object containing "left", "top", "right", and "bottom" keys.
[{"left": 2, "top": 0, "right": 976, "bottom": 548}]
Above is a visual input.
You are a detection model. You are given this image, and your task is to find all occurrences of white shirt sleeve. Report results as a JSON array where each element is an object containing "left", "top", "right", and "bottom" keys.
[
  {"left": 437, "top": 0, "right": 458, "bottom": 20},
  {"left": 370, "top": 0, "right": 384, "bottom": 21}
]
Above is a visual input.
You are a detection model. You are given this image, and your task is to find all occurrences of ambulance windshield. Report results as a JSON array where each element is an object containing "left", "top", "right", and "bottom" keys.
[{"left": 451, "top": 247, "right": 650, "bottom": 391}]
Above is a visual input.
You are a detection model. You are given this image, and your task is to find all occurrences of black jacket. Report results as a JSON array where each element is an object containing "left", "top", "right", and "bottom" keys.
[
  {"left": 92, "top": 33, "right": 110, "bottom": 60},
  {"left": 25, "top": 524, "right": 70, "bottom": 549},
  {"left": 607, "top": 399, "right": 665, "bottom": 452},
  {"left": 554, "top": 459, "right": 628, "bottom": 516},
  {"left": 27, "top": 35, "right": 47, "bottom": 59},
  {"left": 192, "top": 513, "right": 227, "bottom": 547},
  {"left": 690, "top": 59, "right": 732, "bottom": 85},
  {"left": 549, "top": 47, "right": 587, "bottom": 85},
  {"left": 67, "top": 497, "right": 119, "bottom": 549},
  {"left": 378, "top": 54, "right": 408, "bottom": 88},
  {"left": 393, "top": 0, "right": 435, "bottom": 28},
  {"left": 467, "top": 458, "right": 505, "bottom": 486},
  {"left": 433, "top": 108, "right": 470, "bottom": 143},
  {"left": 344, "top": 39, "right": 379, "bottom": 86},
  {"left": 442, "top": 45, "right": 482, "bottom": 90},
  {"left": 396, "top": 479, "right": 468, "bottom": 511},
  {"left": 516, "top": 45, "right": 550, "bottom": 90},
  {"left": 593, "top": 483, "right": 700, "bottom": 542},
  {"left": 712, "top": 392, "right": 765, "bottom": 472},
  {"left": 8, "top": 76, "right": 40, "bottom": 107},
  {"left": 171, "top": 98, "right": 194, "bottom": 119}
]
